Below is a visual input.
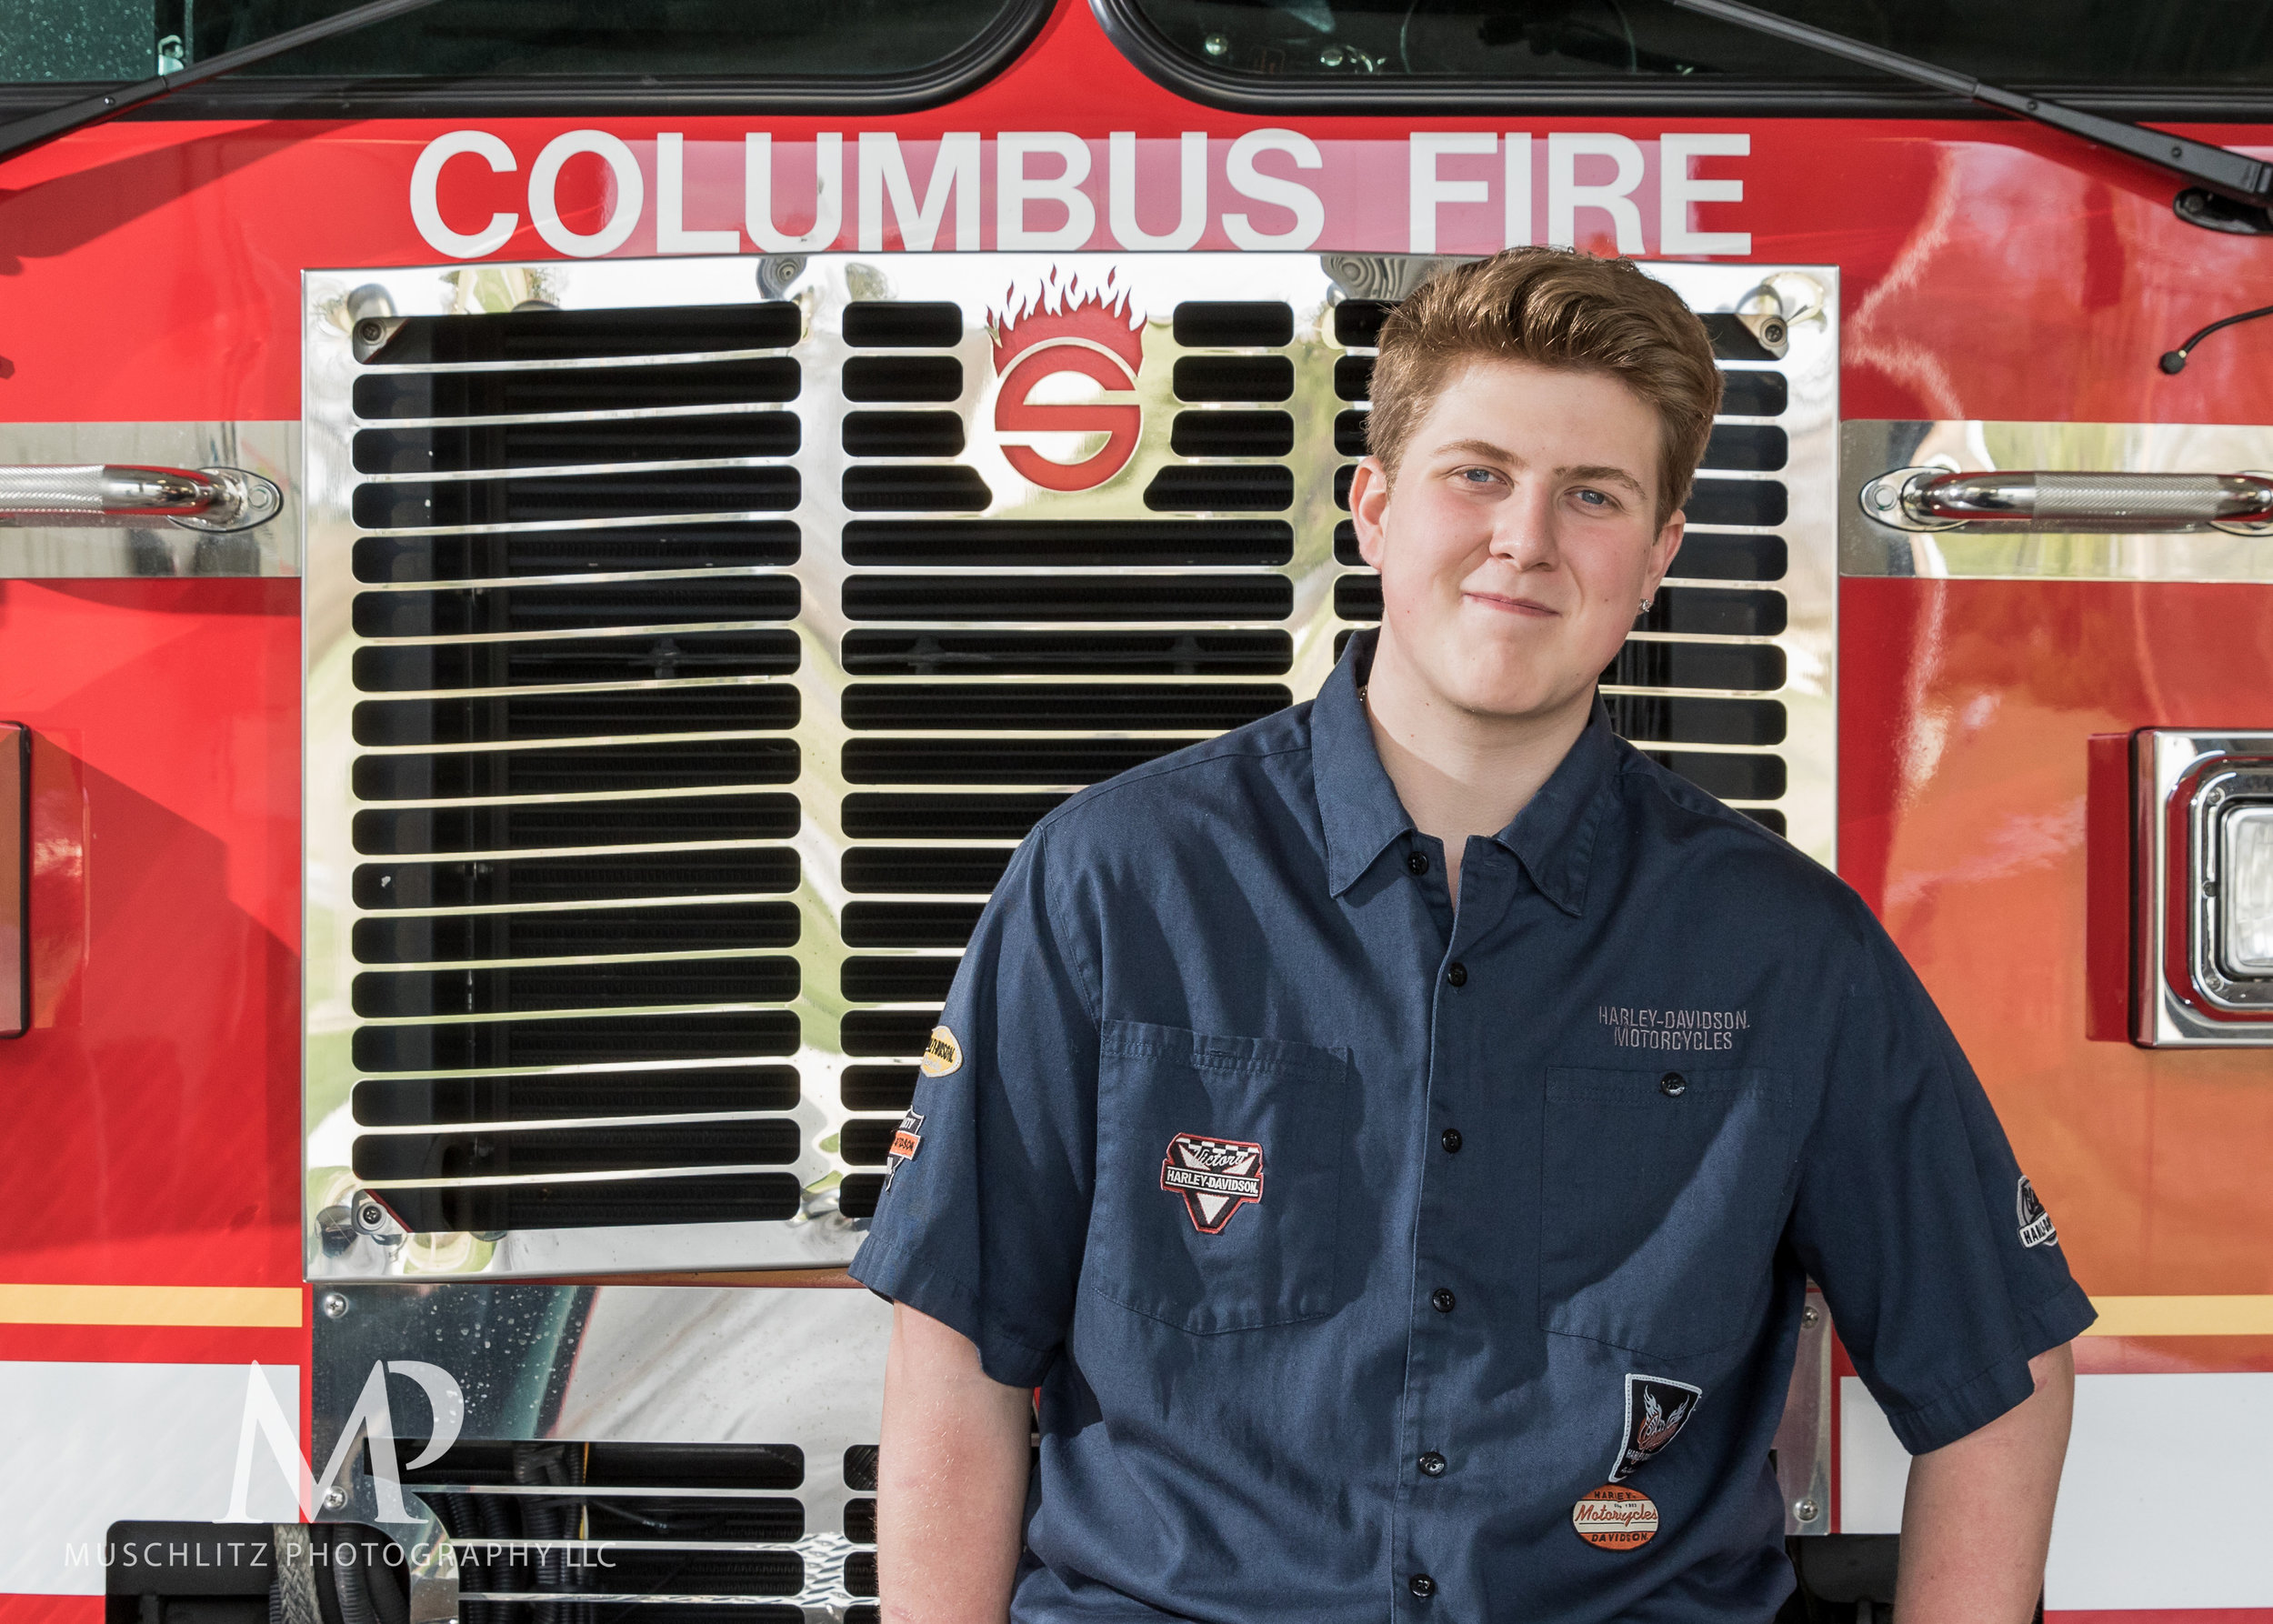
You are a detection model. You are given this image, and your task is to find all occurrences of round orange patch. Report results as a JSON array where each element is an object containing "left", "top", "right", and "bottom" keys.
[{"left": 1571, "top": 1483, "right": 1659, "bottom": 1549}]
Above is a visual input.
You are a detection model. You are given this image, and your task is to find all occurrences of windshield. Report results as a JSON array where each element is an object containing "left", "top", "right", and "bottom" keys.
[
  {"left": 1119, "top": 0, "right": 2273, "bottom": 90},
  {"left": 2, "top": 0, "right": 1028, "bottom": 82}
]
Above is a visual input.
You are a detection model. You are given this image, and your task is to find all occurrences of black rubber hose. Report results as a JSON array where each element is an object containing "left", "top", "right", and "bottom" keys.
[
  {"left": 331, "top": 1532, "right": 376, "bottom": 1624},
  {"left": 363, "top": 1546, "right": 407, "bottom": 1624}
]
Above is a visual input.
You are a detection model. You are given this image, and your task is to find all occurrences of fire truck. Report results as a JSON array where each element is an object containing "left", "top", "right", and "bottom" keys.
[{"left": 1, "top": 0, "right": 2268, "bottom": 1618}]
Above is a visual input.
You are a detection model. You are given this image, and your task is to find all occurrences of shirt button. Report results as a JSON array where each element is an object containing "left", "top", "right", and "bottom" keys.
[
  {"left": 1406, "top": 850, "right": 1430, "bottom": 876},
  {"left": 1408, "top": 1574, "right": 1437, "bottom": 1599},
  {"left": 1446, "top": 961, "right": 1467, "bottom": 987},
  {"left": 1431, "top": 1288, "right": 1456, "bottom": 1313},
  {"left": 1418, "top": 1451, "right": 1447, "bottom": 1478},
  {"left": 1440, "top": 1128, "right": 1463, "bottom": 1154},
  {"left": 1659, "top": 1071, "right": 1687, "bottom": 1098}
]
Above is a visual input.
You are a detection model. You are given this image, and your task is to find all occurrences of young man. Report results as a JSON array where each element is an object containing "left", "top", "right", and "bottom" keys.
[{"left": 848, "top": 248, "right": 2092, "bottom": 1622}]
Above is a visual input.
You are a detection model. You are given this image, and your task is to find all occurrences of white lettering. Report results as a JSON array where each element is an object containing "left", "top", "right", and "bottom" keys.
[
  {"left": 746, "top": 132, "right": 844, "bottom": 253},
  {"left": 528, "top": 130, "right": 644, "bottom": 258},
  {"left": 1221, "top": 128, "right": 1324, "bottom": 250},
  {"left": 1408, "top": 131, "right": 1497, "bottom": 254},
  {"left": 655, "top": 134, "right": 736, "bottom": 255},
  {"left": 409, "top": 130, "right": 517, "bottom": 260},
  {"left": 1107, "top": 131, "right": 1207, "bottom": 251},
  {"left": 857, "top": 132, "right": 980, "bottom": 252},
  {"left": 1658, "top": 132, "right": 1750, "bottom": 256},
  {"left": 1547, "top": 131, "right": 1645, "bottom": 254},
  {"left": 997, "top": 131, "right": 1096, "bottom": 250},
  {"left": 1505, "top": 132, "right": 1533, "bottom": 246},
  {"left": 64, "top": 1543, "right": 94, "bottom": 1569},
  {"left": 225, "top": 1358, "right": 464, "bottom": 1524}
]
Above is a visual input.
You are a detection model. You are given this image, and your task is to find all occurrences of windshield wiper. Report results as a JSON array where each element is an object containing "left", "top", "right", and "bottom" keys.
[
  {"left": 0, "top": 0, "right": 452, "bottom": 167},
  {"left": 1666, "top": 0, "right": 2273, "bottom": 220}
]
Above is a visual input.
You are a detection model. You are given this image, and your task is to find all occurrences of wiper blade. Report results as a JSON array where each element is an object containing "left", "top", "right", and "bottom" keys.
[
  {"left": 1666, "top": 0, "right": 2273, "bottom": 208},
  {"left": 0, "top": 0, "right": 451, "bottom": 168}
]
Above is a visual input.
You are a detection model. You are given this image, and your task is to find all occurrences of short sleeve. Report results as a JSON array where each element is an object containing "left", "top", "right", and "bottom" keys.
[
  {"left": 1788, "top": 917, "right": 2096, "bottom": 1455},
  {"left": 846, "top": 824, "right": 1101, "bottom": 1388}
]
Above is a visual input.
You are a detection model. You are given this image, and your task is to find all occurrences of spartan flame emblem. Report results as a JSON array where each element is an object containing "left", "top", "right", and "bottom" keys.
[
  {"left": 1610, "top": 1374, "right": 1703, "bottom": 1482},
  {"left": 989, "top": 268, "right": 1146, "bottom": 493},
  {"left": 1159, "top": 1132, "right": 1265, "bottom": 1234}
]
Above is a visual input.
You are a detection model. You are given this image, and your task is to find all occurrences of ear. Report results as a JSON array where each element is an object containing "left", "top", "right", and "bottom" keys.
[
  {"left": 1642, "top": 510, "right": 1685, "bottom": 597},
  {"left": 1350, "top": 456, "right": 1393, "bottom": 570}
]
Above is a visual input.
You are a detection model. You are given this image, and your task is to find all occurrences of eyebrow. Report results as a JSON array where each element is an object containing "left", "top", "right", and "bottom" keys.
[{"left": 1427, "top": 440, "right": 1652, "bottom": 501}]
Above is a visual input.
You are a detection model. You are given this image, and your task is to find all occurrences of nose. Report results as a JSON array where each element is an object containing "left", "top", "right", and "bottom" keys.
[{"left": 1487, "top": 477, "right": 1561, "bottom": 572}]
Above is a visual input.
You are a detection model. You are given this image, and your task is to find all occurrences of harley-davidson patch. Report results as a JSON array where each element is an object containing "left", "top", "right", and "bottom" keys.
[
  {"left": 1609, "top": 1374, "right": 1703, "bottom": 1483},
  {"left": 1571, "top": 1484, "right": 1658, "bottom": 1550},
  {"left": 920, "top": 1026, "right": 963, "bottom": 1078},
  {"left": 1159, "top": 1133, "right": 1265, "bottom": 1234},
  {"left": 2017, "top": 1176, "right": 2058, "bottom": 1248},
  {"left": 882, "top": 1110, "right": 924, "bottom": 1191}
]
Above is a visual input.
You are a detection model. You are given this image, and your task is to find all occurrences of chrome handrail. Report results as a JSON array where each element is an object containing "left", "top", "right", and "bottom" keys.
[
  {"left": 1858, "top": 466, "right": 2273, "bottom": 534},
  {"left": 0, "top": 463, "right": 282, "bottom": 532}
]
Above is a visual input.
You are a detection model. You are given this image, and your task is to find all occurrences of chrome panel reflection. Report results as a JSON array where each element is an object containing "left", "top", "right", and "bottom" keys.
[
  {"left": 1772, "top": 1288, "right": 1831, "bottom": 1537},
  {"left": 0, "top": 423, "right": 297, "bottom": 575},
  {"left": 313, "top": 1283, "right": 890, "bottom": 1621},
  {"left": 1843, "top": 420, "right": 2273, "bottom": 578},
  {"left": 2137, "top": 729, "right": 2273, "bottom": 1047},
  {"left": 305, "top": 254, "right": 1838, "bottom": 1278}
]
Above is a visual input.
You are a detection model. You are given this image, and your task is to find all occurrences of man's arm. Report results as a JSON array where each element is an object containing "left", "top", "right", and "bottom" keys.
[
  {"left": 876, "top": 1302, "right": 1034, "bottom": 1624},
  {"left": 1896, "top": 1341, "right": 2076, "bottom": 1623}
]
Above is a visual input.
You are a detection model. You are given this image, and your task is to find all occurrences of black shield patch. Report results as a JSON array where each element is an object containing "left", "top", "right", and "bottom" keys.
[
  {"left": 2018, "top": 1175, "right": 2058, "bottom": 1248},
  {"left": 1609, "top": 1374, "right": 1703, "bottom": 1483},
  {"left": 1159, "top": 1132, "right": 1265, "bottom": 1233},
  {"left": 882, "top": 1110, "right": 923, "bottom": 1192}
]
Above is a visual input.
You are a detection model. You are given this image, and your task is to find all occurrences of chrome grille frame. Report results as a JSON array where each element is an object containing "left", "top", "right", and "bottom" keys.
[{"left": 305, "top": 252, "right": 1838, "bottom": 1279}]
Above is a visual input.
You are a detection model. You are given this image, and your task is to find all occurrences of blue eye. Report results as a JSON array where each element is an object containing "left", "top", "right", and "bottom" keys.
[{"left": 1575, "top": 488, "right": 1610, "bottom": 506}]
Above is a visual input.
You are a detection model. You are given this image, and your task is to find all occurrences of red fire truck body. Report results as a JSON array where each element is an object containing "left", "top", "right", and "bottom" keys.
[{"left": 1, "top": 2, "right": 2269, "bottom": 1619}]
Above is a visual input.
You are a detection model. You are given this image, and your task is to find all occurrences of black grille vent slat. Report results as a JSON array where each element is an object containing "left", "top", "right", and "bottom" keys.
[
  {"left": 843, "top": 356, "right": 964, "bottom": 402},
  {"left": 1604, "top": 641, "right": 1786, "bottom": 692},
  {"left": 843, "top": 411, "right": 966, "bottom": 456},
  {"left": 367, "top": 303, "right": 801, "bottom": 365},
  {"left": 841, "top": 957, "right": 961, "bottom": 1004},
  {"left": 842, "top": 466, "right": 994, "bottom": 511},
  {"left": 353, "top": 1118, "right": 803, "bottom": 1181},
  {"left": 843, "top": 302, "right": 964, "bottom": 347},
  {"left": 842, "top": 683, "right": 1287, "bottom": 731},
  {"left": 1698, "top": 313, "right": 1780, "bottom": 362},
  {"left": 351, "top": 687, "right": 800, "bottom": 747},
  {"left": 1334, "top": 356, "right": 1376, "bottom": 400},
  {"left": 1600, "top": 697, "right": 1787, "bottom": 747},
  {"left": 353, "top": 524, "right": 800, "bottom": 584},
  {"left": 1665, "top": 534, "right": 1787, "bottom": 583},
  {"left": 1171, "top": 302, "right": 1295, "bottom": 346},
  {"left": 843, "top": 737, "right": 1200, "bottom": 785},
  {"left": 353, "top": 466, "right": 800, "bottom": 529},
  {"left": 353, "top": 414, "right": 798, "bottom": 475},
  {"left": 842, "top": 1067, "right": 920, "bottom": 1110},
  {"left": 355, "top": 1065, "right": 799, "bottom": 1128},
  {"left": 1636, "top": 587, "right": 1788, "bottom": 637},
  {"left": 1172, "top": 356, "right": 1294, "bottom": 402},
  {"left": 353, "top": 796, "right": 798, "bottom": 855},
  {"left": 353, "top": 902, "right": 801, "bottom": 964},
  {"left": 352, "top": 958, "right": 799, "bottom": 1018},
  {"left": 1700, "top": 425, "right": 1789, "bottom": 472},
  {"left": 1169, "top": 410, "right": 1295, "bottom": 457},
  {"left": 1649, "top": 751, "right": 1787, "bottom": 801},
  {"left": 842, "top": 520, "right": 1291, "bottom": 567},
  {"left": 374, "top": 1173, "right": 802, "bottom": 1232},
  {"left": 839, "top": 1175, "right": 887, "bottom": 1218},
  {"left": 353, "top": 739, "right": 800, "bottom": 801},
  {"left": 581, "top": 1499, "right": 806, "bottom": 1542},
  {"left": 1333, "top": 301, "right": 1393, "bottom": 346},
  {"left": 355, "top": 631, "right": 801, "bottom": 691},
  {"left": 353, "top": 359, "right": 801, "bottom": 420},
  {"left": 1684, "top": 478, "right": 1787, "bottom": 528},
  {"left": 840, "top": 1118, "right": 903, "bottom": 1164},
  {"left": 844, "top": 575, "right": 1293, "bottom": 622},
  {"left": 353, "top": 849, "right": 801, "bottom": 909},
  {"left": 842, "top": 848, "right": 1015, "bottom": 894},
  {"left": 841, "top": 1011, "right": 941, "bottom": 1058},
  {"left": 1718, "top": 371, "right": 1788, "bottom": 417},
  {"left": 841, "top": 629, "right": 1290, "bottom": 675},
  {"left": 842, "top": 901, "right": 987, "bottom": 947},
  {"left": 1144, "top": 465, "right": 1294, "bottom": 512},
  {"left": 1335, "top": 410, "right": 1370, "bottom": 456},
  {"left": 842, "top": 795, "right": 1063, "bottom": 840},
  {"left": 1336, "top": 575, "right": 1382, "bottom": 621},
  {"left": 355, "top": 577, "right": 801, "bottom": 638},
  {"left": 354, "top": 1012, "right": 802, "bottom": 1072}
]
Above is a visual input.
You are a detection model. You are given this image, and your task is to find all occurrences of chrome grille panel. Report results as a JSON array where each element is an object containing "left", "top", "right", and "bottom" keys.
[{"left": 305, "top": 254, "right": 1837, "bottom": 1278}]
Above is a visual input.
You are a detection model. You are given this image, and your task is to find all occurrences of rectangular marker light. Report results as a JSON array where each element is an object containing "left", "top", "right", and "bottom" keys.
[{"left": 2222, "top": 805, "right": 2273, "bottom": 976}]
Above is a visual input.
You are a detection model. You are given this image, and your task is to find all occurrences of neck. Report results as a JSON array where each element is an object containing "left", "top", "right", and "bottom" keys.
[{"left": 1360, "top": 631, "right": 1592, "bottom": 906}]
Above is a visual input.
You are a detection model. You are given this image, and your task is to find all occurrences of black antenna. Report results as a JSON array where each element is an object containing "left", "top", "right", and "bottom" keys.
[{"left": 2159, "top": 306, "right": 2273, "bottom": 374}]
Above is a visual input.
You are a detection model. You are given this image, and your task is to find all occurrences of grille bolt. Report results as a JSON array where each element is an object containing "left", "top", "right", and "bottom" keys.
[
  {"left": 1203, "top": 32, "right": 1229, "bottom": 55},
  {"left": 357, "top": 1201, "right": 386, "bottom": 1230},
  {"left": 1795, "top": 1499, "right": 1819, "bottom": 1523},
  {"left": 320, "top": 1291, "right": 351, "bottom": 1320},
  {"left": 355, "top": 320, "right": 383, "bottom": 344},
  {"left": 323, "top": 1486, "right": 350, "bottom": 1510},
  {"left": 1802, "top": 1304, "right": 1820, "bottom": 1328}
]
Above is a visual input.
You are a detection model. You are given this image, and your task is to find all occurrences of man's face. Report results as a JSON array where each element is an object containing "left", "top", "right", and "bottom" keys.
[{"left": 1351, "top": 357, "right": 1685, "bottom": 725}]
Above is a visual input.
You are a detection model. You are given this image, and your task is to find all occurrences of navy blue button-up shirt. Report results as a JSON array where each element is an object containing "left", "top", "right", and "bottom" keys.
[{"left": 850, "top": 630, "right": 2093, "bottom": 1622}]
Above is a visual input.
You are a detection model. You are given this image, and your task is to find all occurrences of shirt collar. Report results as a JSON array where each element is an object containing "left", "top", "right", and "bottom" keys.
[{"left": 1312, "top": 628, "right": 1619, "bottom": 916}]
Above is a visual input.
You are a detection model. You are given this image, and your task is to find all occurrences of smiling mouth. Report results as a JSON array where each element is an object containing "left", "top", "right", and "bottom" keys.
[{"left": 1464, "top": 590, "right": 1559, "bottom": 618}]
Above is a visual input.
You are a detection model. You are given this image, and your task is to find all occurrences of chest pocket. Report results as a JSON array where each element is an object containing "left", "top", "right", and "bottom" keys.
[
  {"left": 1539, "top": 1067, "right": 1797, "bottom": 1360},
  {"left": 1085, "top": 1020, "right": 1352, "bottom": 1334}
]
